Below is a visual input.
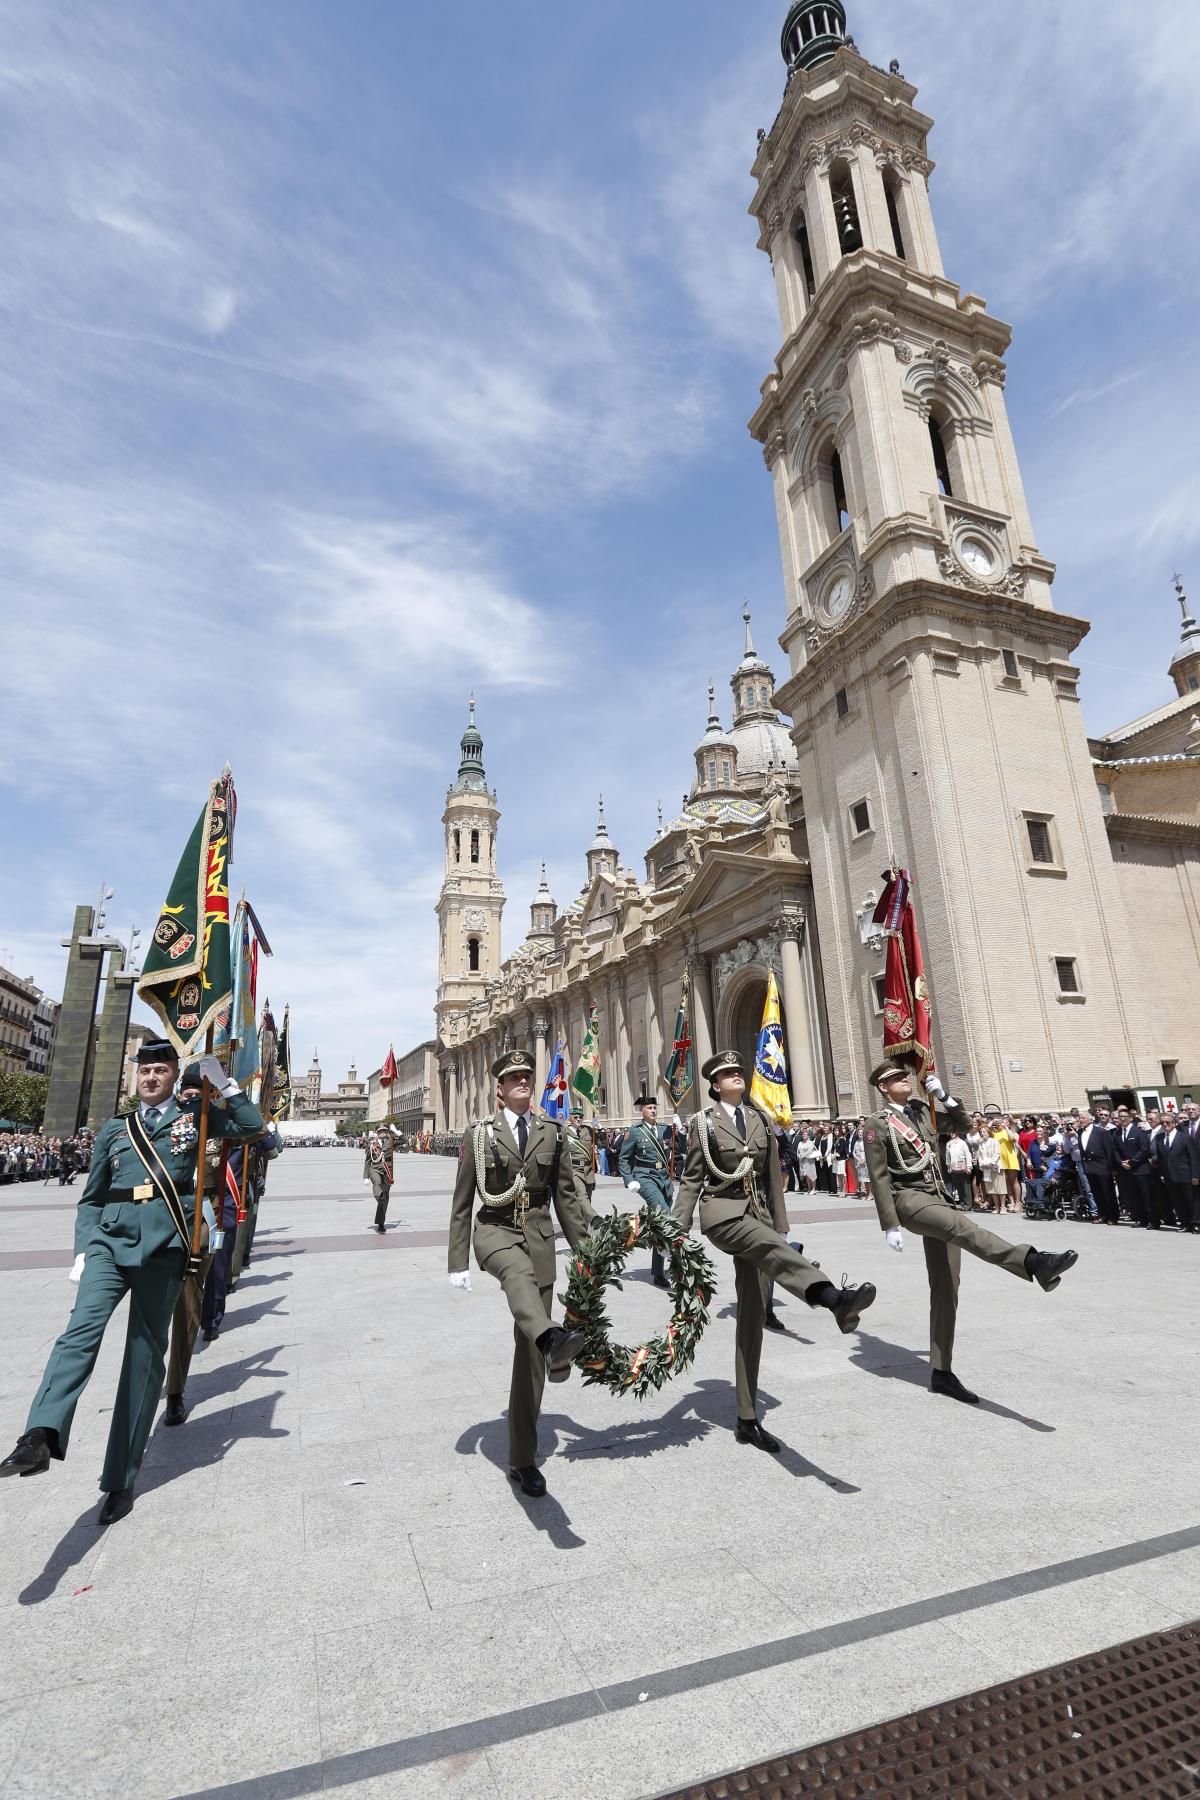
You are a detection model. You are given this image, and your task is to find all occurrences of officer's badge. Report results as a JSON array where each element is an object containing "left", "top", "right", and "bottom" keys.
[
  {"left": 111, "top": 1152, "right": 122, "bottom": 1176},
  {"left": 170, "top": 1115, "right": 198, "bottom": 1153}
]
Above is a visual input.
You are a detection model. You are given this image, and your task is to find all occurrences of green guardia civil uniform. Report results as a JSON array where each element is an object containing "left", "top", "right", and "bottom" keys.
[
  {"left": 448, "top": 1109, "right": 595, "bottom": 1469},
  {"left": 863, "top": 1090, "right": 1032, "bottom": 1371},
  {"left": 28, "top": 1088, "right": 263, "bottom": 1491},
  {"left": 672, "top": 1098, "right": 829, "bottom": 1420},
  {"left": 617, "top": 1117, "right": 674, "bottom": 1281}
]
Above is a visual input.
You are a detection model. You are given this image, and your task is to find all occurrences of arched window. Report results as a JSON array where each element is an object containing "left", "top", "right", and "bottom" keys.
[
  {"left": 831, "top": 448, "right": 850, "bottom": 530},
  {"left": 707, "top": 757, "right": 717, "bottom": 785},
  {"left": 469, "top": 828, "right": 480, "bottom": 864},
  {"left": 759, "top": 685, "right": 770, "bottom": 705},
  {"left": 453, "top": 829, "right": 460, "bottom": 864},
  {"left": 792, "top": 210, "right": 817, "bottom": 303},
  {"left": 928, "top": 416, "right": 953, "bottom": 497},
  {"left": 721, "top": 758, "right": 731, "bottom": 784},
  {"left": 828, "top": 159, "right": 863, "bottom": 256},
  {"left": 468, "top": 936, "right": 480, "bottom": 973},
  {"left": 882, "top": 169, "right": 907, "bottom": 261}
]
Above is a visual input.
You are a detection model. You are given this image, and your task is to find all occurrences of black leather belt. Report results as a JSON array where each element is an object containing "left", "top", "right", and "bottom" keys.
[{"left": 108, "top": 1186, "right": 194, "bottom": 1205}]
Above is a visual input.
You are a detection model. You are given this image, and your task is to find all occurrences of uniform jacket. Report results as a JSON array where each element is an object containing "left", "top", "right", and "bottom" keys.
[
  {"left": 364, "top": 1136, "right": 394, "bottom": 1181},
  {"left": 671, "top": 1102, "right": 788, "bottom": 1235},
  {"left": 448, "top": 1110, "right": 594, "bottom": 1273},
  {"left": 617, "top": 1122, "right": 674, "bottom": 1203},
  {"left": 863, "top": 1094, "right": 970, "bottom": 1232},
  {"left": 74, "top": 1091, "right": 265, "bottom": 1258},
  {"left": 564, "top": 1121, "right": 597, "bottom": 1191}
]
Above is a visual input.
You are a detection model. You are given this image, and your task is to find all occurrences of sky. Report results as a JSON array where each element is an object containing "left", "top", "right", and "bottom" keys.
[{"left": 1, "top": 0, "right": 1197, "bottom": 1082}]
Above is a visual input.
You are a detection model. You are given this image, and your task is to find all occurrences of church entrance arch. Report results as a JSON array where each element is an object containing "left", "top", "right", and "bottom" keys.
[{"left": 715, "top": 964, "right": 772, "bottom": 1085}]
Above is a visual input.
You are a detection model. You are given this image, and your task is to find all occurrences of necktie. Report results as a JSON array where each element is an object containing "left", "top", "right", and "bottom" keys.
[
  {"left": 734, "top": 1105, "right": 746, "bottom": 1142},
  {"left": 516, "top": 1114, "right": 528, "bottom": 1159},
  {"left": 146, "top": 1106, "right": 161, "bottom": 1128}
]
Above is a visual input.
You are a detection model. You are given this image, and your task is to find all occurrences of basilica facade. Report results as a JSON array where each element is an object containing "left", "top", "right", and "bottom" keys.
[{"left": 434, "top": 1, "right": 1199, "bottom": 1130}]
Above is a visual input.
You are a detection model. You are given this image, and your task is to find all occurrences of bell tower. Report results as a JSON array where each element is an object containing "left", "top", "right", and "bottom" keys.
[
  {"left": 748, "top": 7, "right": 1148, "bottom": 1107},
  {"left": 436, "top": 699, "right": 505, "bottom": 1041}
]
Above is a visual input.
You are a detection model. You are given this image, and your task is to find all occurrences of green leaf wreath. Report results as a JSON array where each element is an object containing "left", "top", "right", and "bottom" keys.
[{"left": 560, "top": 1206, "right": 717, "bottom": 1400}]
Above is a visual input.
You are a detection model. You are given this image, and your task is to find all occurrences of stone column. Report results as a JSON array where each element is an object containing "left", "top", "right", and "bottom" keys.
[
  {"left": 44, "top": 906, "right": 105, "bottom": 1138},
  {"left": 614, "top": 982, "right": 631, "bottom": 1117},
  {"left": 776, "top": 909, "right": 827, "bottom": 1117},
  {"left": 533, "top": 1015, "right": 549, "bottom": 1102},
  {"left": 87, "top": 952, "right": 136, "bottom": 1131},
  {"left": 644, "top": 964, "right": 663, "bottom": 1101},
  {"left": 686, "top": 949, "right": 715, "bottom": 1091},
  {"left": 446, "top": 1059, "right": 459, "bottom": 1132}
]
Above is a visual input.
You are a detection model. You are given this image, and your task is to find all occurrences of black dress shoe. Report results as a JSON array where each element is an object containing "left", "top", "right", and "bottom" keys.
[
  {"left": 652, "top": 1273, "right": 670, "bottom": 1289},
  {"left": 763, "top": 1311, "right": 786, "bottom": 1332},
  {"left": 1026, "top": 1247, "right": 1079, "bottom": 1291},
  {"left": 375, "top": 1223, "right": 386, "bottom": 1234},
  {"left": 97, "top": 1487, "right": 134, "bottom": 1526},
  {"left": 0, "top": 1427, "right": 53, "bottom": 1478},
  {"left": 830, "top": 1280, "right": 877, "bottom": 1334},
  {"left": 164, "top": 1394, "right": 188, "bottom": 1427},
  {"left": 931, "top": 1369, "right": 979, "bottom": 1404},
  {"left": 508, "top": 1464, "right": 547, "bottom": 1498},
  {"left": 202, "top": 1327, "right": 218, "bottom": 1342},
  {"left": 539, "top": 1326, "right": 585, "bottom": 1383},
  {"left": 735, "top": 1418, "right": 781, "bottom": 1452}
]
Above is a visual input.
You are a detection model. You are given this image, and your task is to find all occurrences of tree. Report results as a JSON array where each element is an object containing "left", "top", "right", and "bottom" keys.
[{"left": 0, "top": 1071, "right": 49, "bottom": 1129}]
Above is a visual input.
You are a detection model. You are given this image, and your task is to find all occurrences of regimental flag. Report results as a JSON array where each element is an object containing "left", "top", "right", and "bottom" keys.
[
  {"left": 541, "top": 1041, "right": 570, "bottom": 1121},
  {"left": 750, "top": 971, "right": 793, "bottom": 1125},
  {"left": 664, "top": 976, "right": 694, "bottom": 1107},
  {"left": 380, "top": 1046, "right": 398, "bottom": 1091},
  {"left": 137, "top": 769, "right": 236, "bottom": 1056},
  {"left": 872, "top": 867, "right": 935, "bottom": 1078},
  {"left": 256, "top": 999, "right": 278, "bottom": 1116},
  {"left": 571, "top": 1010, "right": 601, "bottom": 1108},
  {"left": 271, "top": 1004, "right": 292, "bottom": 1122},
  {"left": 214, "top": 899, "right": 261, "bottom": 1090}
]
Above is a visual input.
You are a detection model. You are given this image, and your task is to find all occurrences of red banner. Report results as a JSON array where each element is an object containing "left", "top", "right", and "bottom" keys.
[
  {"left": 873, "top": 868, "right": 934, "bottom": 1077},
  {"left": 380, "top": 1045, "right": 398, "bottom": 1088}
]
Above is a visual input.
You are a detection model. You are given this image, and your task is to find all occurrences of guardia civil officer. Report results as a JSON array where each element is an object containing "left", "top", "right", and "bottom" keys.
[
  {"left": 364, "top": 1124, "right": 395, "bottom": 1233},
  {"left": 671, "top": 1050, "right": 877, "bottom": 1452},
  {"left": 863, "top": 1059, "right": 1078, "bottom": 1404},
  {"left": 162, "top": 1062, "right": 220, "bottom": 1425},
  {"left": 564, "top": 1106, "right": 598, "bottom": 1208},
  {"left": 448, "top": 1049, "right": 596, "bottom": 1497},
  {"left": 0, "top": 1040, "right": 263, "bottom": 1523},
  {"left": 618, "top": 1094, "right": 673, "bottom": 1287}
]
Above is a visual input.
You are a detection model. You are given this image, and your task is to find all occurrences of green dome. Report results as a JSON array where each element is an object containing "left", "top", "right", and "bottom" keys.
[{"left": 781, "top": 1, "right": 848, "bottom": 72}]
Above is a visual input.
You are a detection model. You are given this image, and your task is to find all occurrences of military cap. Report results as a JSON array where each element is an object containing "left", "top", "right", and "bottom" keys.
[
  {"left": 868, "top": 1059, "right": 910, "bottom": 1089},
  {"left": 700, "top": 1050, "right": 744, "bottom": 1084},
  {"left": 633, "top": 1093, "right": 657, "bottom": 1110},
  {"left": 179, "top": 1061, "right": 203, "bottom": 1090},
  {"left": 138, "top": 1038, "right": 180, "bottom": 1066},
  {"left": 491, "top": 1047, "right": 535, "bottom": 1080}
]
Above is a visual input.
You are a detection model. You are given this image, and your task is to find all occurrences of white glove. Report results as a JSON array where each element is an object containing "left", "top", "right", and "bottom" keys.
[
  {"left": 448, "top": 1271, "right": 472, "bottom": 1291},
  {"left": 884, "top": 1228, "right": 904, "bottom": 1252},
  {"left": 69, "top": 1253, "right": 86, "bottom": 1283},
  {"left": 627, "top": 1181, "right": 640, "bottom": 1193},
  {"left": 199, "top": 1053, "right": 239, "bottom": 1097},
  {"left": 923, "top": 1074, "right": 946, "bottom": 1100}
]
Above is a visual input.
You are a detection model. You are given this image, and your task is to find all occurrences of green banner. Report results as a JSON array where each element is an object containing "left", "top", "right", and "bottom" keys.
[
  {"left": 664, "top": 976, "right": 694, "bottom": 1107},
  {"left": 571, "top": 1010, "right": 601, "bottom": 1107},
  {"left": 137, "top": 771, "right": 235, "bottom": 1056},
  {"left": 271, "top": 1004, "right": 291, "bottom": 1122}
]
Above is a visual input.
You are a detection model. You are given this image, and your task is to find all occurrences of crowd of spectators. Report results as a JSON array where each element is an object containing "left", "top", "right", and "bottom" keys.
[{"left": 0, "top": 1131, "right": 94, "bottom": 1185}]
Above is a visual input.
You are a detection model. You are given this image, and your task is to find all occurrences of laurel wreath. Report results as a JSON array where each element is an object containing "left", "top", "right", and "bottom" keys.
[{"left": 559, "top": 1206, "right": 717, "bottom": 1401}]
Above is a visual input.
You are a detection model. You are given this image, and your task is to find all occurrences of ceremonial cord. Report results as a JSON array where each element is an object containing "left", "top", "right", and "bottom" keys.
[
  {"left": 471, "top": 1120, "right": 528, "bottom": 1210},
  {"left": 696, "top": 1112, "right": 754, "bottom": 1189}
]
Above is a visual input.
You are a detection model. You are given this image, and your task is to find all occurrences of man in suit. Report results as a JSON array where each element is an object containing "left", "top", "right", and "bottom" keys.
[
  {"left": 1154, "top": 1111, "right": 1200, "bottom": 1231},
  {"left": 863, "top": 1060, "right": 1078, "bottom": 1405},
  {"left": 0, "top": 1040, "right": 263, "bottom": 1523},
  {"left": 671, "top": 1050, "right": 876, "bottom": 1452},
  {"left": 618, "top": 1094, "right": 674, "bottom": 1288},
  {"left": 1113, "top": 1104, "right": 1156, "bottom": 1227},
  {"left": 448, "top": 1048, "right": 596, "bottom": 1498},
  {"left": 1078, "top": 1108, "right": 1118, "bottom": 1225}
]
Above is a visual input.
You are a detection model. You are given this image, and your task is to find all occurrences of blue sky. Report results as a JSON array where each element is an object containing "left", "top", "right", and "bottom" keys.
[{"left": 2, "top": 0, "right": 1197, "bottom": 1082}]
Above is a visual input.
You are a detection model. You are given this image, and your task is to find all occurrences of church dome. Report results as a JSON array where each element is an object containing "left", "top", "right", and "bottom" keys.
[{"left": 728, "top": 715, "right": 798, "bottom": 777}]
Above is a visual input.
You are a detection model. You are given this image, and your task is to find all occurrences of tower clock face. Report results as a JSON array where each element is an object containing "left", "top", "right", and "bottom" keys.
[
  {"left": 823, "top": 571, "right": 854, "bottom": 622},
  {"left": 958, "top": 536, "right": 996, "bottom": 578}
]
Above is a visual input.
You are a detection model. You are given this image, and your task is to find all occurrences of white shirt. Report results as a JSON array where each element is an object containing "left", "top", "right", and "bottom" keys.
[
  {"left": 140, "top": 1101, "right": 167, "bottom": 1126},
  {"left": 945, "top": 1138, "right": 972, "bottom": 1174},
  {"left": 502, "top": 1106, "right": 533, "bottom": 1147}
]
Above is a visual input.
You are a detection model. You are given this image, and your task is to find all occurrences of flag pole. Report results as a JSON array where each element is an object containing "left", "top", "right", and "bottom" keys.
[{"left": 190, "top": 1025, "right": 215, "bottom": 1267}]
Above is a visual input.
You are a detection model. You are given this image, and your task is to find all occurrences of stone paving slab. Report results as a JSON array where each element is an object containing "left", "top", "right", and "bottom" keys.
[{"left": 0, "top": 1147, "right": 1196, "bottom": 1799}]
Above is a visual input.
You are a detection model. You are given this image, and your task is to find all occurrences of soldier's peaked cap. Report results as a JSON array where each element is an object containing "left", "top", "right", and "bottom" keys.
[
  {"left": 869, "top": 1059, "right": 909, "bottom": 1089},
  {"left": 701, "top": 1050, "right": 744, "bottom": 1082},
  {"left": 492, "top": 1048, "right": 535, "bottom": 1079},
  {"left": 138, "top": 1038, "right": 180, "bottom": 1065}
]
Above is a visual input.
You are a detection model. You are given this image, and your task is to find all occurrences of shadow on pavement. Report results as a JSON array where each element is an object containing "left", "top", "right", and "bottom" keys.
[{"left": 849, "top": 1330, "right": 1056, "bottom": 1432}]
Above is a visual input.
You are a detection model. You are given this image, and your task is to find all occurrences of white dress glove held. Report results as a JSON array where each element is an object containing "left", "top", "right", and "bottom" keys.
[
  {"left": 448, "top": 1271, "right": 472, "bottom": 1291},
  {"left": 69, "top": 1253, "right": 86, "bottom": 1283},
  {"left": 885, "top": 1227, "right": 904, "bottom": 1252}
]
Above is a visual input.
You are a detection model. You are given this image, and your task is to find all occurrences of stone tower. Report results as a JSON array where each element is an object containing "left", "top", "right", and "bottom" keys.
[
  {"left": 436, "top": 700, "right": 505, "bottom": 1041},
  {"left": 748, "top": 5, "right": 1148, "bottom": 1108}
]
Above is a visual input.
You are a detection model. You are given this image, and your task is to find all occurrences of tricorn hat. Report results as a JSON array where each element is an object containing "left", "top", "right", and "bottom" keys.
[
  {"left": 138, "top": 1038, "right": 180, "bottom": 1066},
  {"left": 179, "top": 1061, "right": 202, "bottom": 1090},
  {"left": 633, "top": 1093, "right": 657, "bottom": 1110},
  {"left": 491, "top": 1048, "right": 535, "bottom": 1080},
  {"left": 868, "top": 1059, "right": 910, "bottom": 1089}
]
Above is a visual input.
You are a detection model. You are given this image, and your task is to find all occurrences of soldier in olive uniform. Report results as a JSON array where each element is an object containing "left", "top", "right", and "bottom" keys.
[
  {"left": 364, "top": 1125, "right": 395, "bottom": 1233},
  {"left": 618, "top": 1094, "right": 674, "bottom": 1288},
  {"left": 448, "top": 1049, "right": 596, "bottom": 1498},
  {"left": 672, "top": 1050, "right": 877, "bottom": 1452},
  {"left": 564, "top": 1106, "right": 598, "bottom": 1209},
  {"left": 0, "top": 1041, "right": 263, "bottom": 1523},
  {"left": 863, "top": 1060, "right": 1079, "bottom": 1404},
  {"left": 162, "top": 1063, "right": 220, "bottom": 1425}
]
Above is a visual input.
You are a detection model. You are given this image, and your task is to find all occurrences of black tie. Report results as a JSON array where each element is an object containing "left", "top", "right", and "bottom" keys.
[
  {"left": 516, "top": 1114, "right": 528, "bottom": 1159},
  {"left": 734, "top": 1105, "right": 746, "bottom": 1142}
]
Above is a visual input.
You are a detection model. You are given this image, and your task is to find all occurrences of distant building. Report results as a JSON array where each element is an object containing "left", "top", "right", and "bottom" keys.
[
  {"left": 368, "top": 1041, "right": 438, "bottom": 1133},
  {"left": 0, "top": 967, "right": 39, "bottom": 1076},
  {"left": 290, "top": 1051, "right": 369, "bottom": 1127},
  {"left": 26, "top": 992, "right": 59, "bottom": 1077}
]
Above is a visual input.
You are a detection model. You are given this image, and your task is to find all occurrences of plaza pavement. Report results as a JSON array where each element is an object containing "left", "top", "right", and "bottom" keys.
[{"left": 0, "top": 1146, "right": 1197, "bottom": 1800}]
